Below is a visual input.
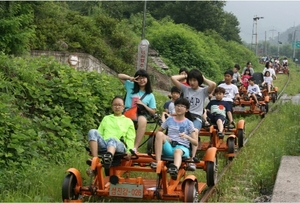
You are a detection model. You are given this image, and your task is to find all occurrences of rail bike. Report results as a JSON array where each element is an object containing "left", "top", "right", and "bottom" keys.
[
  {"left": 233, "top": 72, "right": 270, "bottom": 118},
  {"left": 62, "top": 114, "right": 218, "bottom": 202},
  {"left": 197, "top": 119, "right": 245, "bottom": 160},
  {"left": 62, "top": 147, "right": 217, "bottom": 202},
  {"left": 275, "top": 64, "right": 289, "bottom": 75}
]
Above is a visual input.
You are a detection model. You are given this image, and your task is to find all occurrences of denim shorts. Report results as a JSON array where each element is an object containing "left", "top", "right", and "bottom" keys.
[
  {"left": 162, "top": 140, "right": 190, "bottom": 158},
  {"left": 88, "top": 129, "right": 126, "bottom": 153},
  {"left": 193, "top": 117, "right": 203, "bottom": 130}
]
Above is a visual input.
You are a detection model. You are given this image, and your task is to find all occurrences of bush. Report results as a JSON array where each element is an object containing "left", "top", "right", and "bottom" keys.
[{"left": 0, "top": 54, "right": 125, "bottom": 168}]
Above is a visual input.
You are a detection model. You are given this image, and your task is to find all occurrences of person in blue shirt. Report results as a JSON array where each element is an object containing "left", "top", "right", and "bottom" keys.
[
  {"left": 151, "top": 98, "right": 198, "bottom": 180},
  {"left": 118, "top": 69, "right": 156, "bottom": 152}
]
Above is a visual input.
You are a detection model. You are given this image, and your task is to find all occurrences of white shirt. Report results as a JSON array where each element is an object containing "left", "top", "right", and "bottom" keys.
[
  {"left": 282, "top": 59, "right": 288, "bottom": 65},
  {"left": 218, "top": 83, "right": 239, "bottom": 102},
  {"left": 262, "top": 67, "right": 276, "bottom": 78},
  {"left": 247, "top": 84, "right": 262, "bottom": 96},
  {"left": 264, "top": 76, "right": 273, "bottom": 85}
]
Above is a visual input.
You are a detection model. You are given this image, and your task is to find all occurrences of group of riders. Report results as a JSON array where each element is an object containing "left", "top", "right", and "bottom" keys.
[
  {"left": 86, "top": 59, "right": 280, "bottom": 178},
  {"left": 260, "top": 56, "right": 289, "bottom": 73}
]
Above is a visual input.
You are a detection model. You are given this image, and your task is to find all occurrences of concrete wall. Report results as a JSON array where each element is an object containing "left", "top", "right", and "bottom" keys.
[{"left": 30, "top": 50, "right": 117, "bottom": 76}]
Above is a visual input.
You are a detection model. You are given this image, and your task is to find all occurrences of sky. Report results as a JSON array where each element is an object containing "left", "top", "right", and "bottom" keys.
[{"left": 224, "top": 1, "right": 300, "bottom": 43}]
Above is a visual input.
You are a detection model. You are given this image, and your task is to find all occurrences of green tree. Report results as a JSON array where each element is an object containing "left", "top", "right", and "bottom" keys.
[
  {"left": 100, "top": 1, "right": 241, "bottom": 43},
  {"left": 0, "top": 2, "right": 35, "bottom": 55},
  {"left": 220, "top": 12, "right": 241, "bottom": 43}
]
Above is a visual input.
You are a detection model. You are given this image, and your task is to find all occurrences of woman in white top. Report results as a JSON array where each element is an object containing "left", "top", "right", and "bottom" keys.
[
  {"left": 262, "top": 71, "right": 273, "bottom": 93},
  {"left": 262, "top": 61, "right": 277, "bottom": 80}
]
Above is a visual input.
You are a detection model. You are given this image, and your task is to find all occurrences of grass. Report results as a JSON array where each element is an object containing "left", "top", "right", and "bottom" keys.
[{"left": 1, "top": 64, "right": 299, "bottom": 202}]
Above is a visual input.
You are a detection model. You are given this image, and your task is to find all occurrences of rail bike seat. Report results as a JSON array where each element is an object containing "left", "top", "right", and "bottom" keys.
[{"left": 252, "top": 72, "right": 264, "bottom": 85}]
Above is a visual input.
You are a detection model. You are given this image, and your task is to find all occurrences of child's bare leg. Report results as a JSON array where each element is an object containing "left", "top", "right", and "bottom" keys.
[
  {"left": 173, "top": 148, "right": 183, "bottom": 169},
  {"left": 252, "top": 94, "right": 258, "bottom": 104},
  {"left": 217, "top": 119, "right": 223, "bottom": 132},
  {"left": 154, "top": 131, "right": 167, "bottom": 162},
  {"left": 191, "top": 128, "right": 198, "bottom": 158},
  {"left": 134, "top": 116, "right": 147, "bottom": 150},
  {"left": 202, "top": 109, "right": 207, "bottom": 121}
]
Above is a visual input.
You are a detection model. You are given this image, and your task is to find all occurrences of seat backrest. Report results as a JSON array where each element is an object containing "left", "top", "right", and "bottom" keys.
[{"left": 252, "top": 72, "right": 264, "bottom": 85}]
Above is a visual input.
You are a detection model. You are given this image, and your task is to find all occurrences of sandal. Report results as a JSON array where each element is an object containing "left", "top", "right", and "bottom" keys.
[
  {"left": 167, "top": 163, "right": 178, "bottom": 180},
  {"left": 193, "top": 157, "right": 200, "bottom": 163},
  {"left": 102, "top": 152, "right": 113, "bottom": 169},
  {"left": 150, "top": 162, "right": 157, "bottom": 169},
  {"left": 218, "top": 132, "right": 224, "bottom": 139}
]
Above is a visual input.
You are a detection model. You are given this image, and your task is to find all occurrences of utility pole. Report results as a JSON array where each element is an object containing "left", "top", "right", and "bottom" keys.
[
  {"left": 141, "top": 0, "right": 147, "bottom": 40},
  {"left": 277, "top": 32, "right": 282, "bottom": 57},
  {"left": 269, "top": 29, "right": 276, "bottom": 39},
  {"left": 264, "top": 31, "right": 267, "bottom": 56},
  {"left": 137, "top": 0, "right": 149, "bottom": 71},
  {"left": 252, "top": 15, "right": 264, "bottom": 56},
  {"left": 293, "top": 29, "right": 298, "bottom": 61}
]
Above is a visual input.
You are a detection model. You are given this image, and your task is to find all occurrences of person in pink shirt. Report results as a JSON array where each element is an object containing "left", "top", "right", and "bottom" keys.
[{"left": 241, "top": 69, "right": 252, "bottom": 89}]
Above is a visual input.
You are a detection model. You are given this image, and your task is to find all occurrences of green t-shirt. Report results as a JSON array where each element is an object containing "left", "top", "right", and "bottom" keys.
[{"left": 98, "top": 114, "right": 135, "bottom": 152}]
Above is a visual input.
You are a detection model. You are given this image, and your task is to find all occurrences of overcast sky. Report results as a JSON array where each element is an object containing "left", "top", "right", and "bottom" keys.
[{"left": 224, "top": 1, "right": 300, "bottom": 43}]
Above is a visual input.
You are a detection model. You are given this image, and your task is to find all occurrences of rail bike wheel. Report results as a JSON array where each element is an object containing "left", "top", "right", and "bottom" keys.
[
  {"left": 272, "top": 93, "right": 276, "bottom": 103},
  {"left": 265, "top": 103, "right": 269, "bottom": 113},
  {"left": 206, "top": 157, "right": 218, "bottom": 187},
  {"left": 227, "top": 138, "right": 235, "bottom": 161},
  {"left": 62, "top": 173, "right": 79, "bottom": 201},
  {"left": 237, "top": 129, "right": 244, "bottom": 148},
  {"left": 184, "top": 180, "right": 198, "bottom": 203}
]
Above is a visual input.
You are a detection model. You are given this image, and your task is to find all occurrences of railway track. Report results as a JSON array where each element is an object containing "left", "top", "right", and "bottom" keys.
[{"left": 199, "top": 73, "right": 291, "bottom": 202}]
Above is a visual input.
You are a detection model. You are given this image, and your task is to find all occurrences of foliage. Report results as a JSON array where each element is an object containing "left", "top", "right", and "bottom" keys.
[
  {"left": 145, "top": 20, "right": 248, "bottom": 81},
  {"left": 206, "top": 30, "right": 259, "bottom": 70},
  {"left": 30, "top": 2, "right": 138, "bottom": 74},
  {"left": 0, "top": 54, "right": 125, "bottom": 169},
  {"left": 99, "top": 1, "right": 241, "bottom": 43},
  {"left": 0, "top": 2, "right": 35, "bottom": 55}
]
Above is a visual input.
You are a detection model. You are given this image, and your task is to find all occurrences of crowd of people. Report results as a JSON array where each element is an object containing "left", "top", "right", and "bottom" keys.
[{"left": 87, "top": 59, "right": 278, "bottom": 176}]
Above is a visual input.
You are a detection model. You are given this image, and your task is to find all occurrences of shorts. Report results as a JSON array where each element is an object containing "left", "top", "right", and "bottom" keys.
[
  {"left": 208, "top": 114, "right": 226, "bottom": 125},
  {"left": 250, "top": 94, "right": 261, "bottom": 100},
  {"left": 162, "top": 140, "right": 190, "bottom": 158},
  {"left": 88, "top": 129, "right": 126, "bottom": 153},
  {"left": 192, "top": 117, "right": 202, "bottom": 130}
]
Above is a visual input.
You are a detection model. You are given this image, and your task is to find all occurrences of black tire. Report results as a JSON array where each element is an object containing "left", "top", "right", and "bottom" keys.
[
  {"left": 62, "top": 173, "right": 79, "bottom": 201},
  {"left": 184, "top": 180, "right": 198, "bottom": 203},
  {"left": 206, "top": 158, "right": 217, "bottom": 187},
  {"left": 227, "top": 138, "right": 235, "bottom": 161},
  {"left": 237, "top": 129, "right": 244, "bottom": 148},
  {"left": 265, "top": 103, "right": 269, "bottom": 113},
  {"left": 272, "top": 93, "right": 276, "bottom": 103},
  {"left": 260, "top": 105, "right": 267, "bottom": 114}
]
